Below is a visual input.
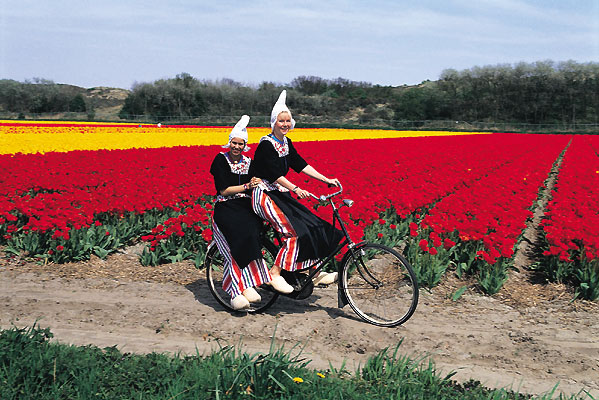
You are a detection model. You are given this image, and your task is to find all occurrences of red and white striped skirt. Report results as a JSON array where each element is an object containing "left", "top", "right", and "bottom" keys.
[
  {"left": 251, "top": 187, "right": 319, "bottom": 272},
  {"left": 212, "top": 222, "right": 272, "bottom": 298}
]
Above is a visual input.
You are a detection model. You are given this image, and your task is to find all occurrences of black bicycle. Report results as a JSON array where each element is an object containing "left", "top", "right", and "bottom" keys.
[{"left": 205, "top": 184, "right": 419, "bottom": 327}]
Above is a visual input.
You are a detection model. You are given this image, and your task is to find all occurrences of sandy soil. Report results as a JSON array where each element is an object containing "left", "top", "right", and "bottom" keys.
[{"left": 1, "top": 248, "right": 597, "bottom": 399}]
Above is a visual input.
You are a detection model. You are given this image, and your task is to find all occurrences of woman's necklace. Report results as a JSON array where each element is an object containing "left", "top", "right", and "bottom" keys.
[{"left": 226, "top": 152, "right": 241, "bottom": 164}]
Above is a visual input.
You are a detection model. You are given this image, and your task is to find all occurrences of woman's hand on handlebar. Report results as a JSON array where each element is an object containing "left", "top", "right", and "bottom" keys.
[
  {"left": 294, "top": 188, "right": 311, "bottom": 199},
  {"left": 326, "top": 178, "right": 341, "bottom": 188}
]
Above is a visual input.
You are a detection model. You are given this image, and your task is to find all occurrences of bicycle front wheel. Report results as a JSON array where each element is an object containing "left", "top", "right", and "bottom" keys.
[
  {"left": 205, "top": 242, "right": 279, "bottom": 313},
  {"left": 341, "top": 243, "right": 418, "bottom": 327}
]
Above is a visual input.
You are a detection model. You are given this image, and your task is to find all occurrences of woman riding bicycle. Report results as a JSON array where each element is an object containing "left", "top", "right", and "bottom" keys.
[
  {"left": 209, "top": 115, "right": 293, "bottom": 311},
  {"left": 250, "top": 90, "right": 344, "bottom": 289}
]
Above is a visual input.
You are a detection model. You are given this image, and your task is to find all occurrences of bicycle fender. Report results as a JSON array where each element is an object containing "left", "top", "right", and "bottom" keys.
[
  {"left": 337, "top": 241, "right": 369, "bottom": 308},
  {"left": 203, "top": 241, "right": 218, "bottom": 266},
  {"left": 338, "top": 288, "right": 348, "bottom": 308},
  {"left": 206, "top": 240, "right": 217, "bottom": 252},
  {"left": 339, "top": 241, "right": 369, "bottom": 267}
]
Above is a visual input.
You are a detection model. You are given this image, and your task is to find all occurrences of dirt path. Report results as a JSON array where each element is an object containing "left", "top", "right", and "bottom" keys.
[{"left": 1, "top": 252, "right": 597, "bottom": 399}]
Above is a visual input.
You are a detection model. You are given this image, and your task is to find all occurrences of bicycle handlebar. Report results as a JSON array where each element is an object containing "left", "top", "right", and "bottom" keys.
[{"left": 308, "top": 182, "right": 343, "bottom": 202}]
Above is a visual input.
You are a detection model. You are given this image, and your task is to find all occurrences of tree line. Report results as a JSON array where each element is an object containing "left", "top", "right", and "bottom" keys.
[
  {"left": 434, "top": 60, "right": 599, "bottom": 124},
  {"left": 117, "top": 74, "right": 395, "bottom": 122},
  {"left": 113, "top": 60, "right": 599, "bottom": 125},
  {"left": 1, "top": 60, "right": 598, "bottom": 125},
  {"left": 0, "top": 78, "right": 90, "bottom": 115}
]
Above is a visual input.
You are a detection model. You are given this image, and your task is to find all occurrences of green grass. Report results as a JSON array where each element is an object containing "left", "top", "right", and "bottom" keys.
[{"left": 0, "top": 325, "right": 589, "bottom": 400}]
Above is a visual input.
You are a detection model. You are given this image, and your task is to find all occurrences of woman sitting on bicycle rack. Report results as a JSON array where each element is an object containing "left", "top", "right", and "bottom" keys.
[
  {"left": 209, "top": 115, "right": 294, "bottom": 311},
  {"left": 250, "top": 90, "right": 344, "bottom": 289}
]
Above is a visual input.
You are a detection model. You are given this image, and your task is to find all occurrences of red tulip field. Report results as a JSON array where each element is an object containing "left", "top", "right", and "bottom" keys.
[{"left": 1, "top": 124, "right": 597, "bottom": 299}]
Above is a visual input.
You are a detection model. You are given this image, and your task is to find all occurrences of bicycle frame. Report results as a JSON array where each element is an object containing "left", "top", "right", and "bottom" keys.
[{"left": 271, "top": 184, "right": 370, "bottom": 307}]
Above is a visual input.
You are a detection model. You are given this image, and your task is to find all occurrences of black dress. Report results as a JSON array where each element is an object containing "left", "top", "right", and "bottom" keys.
[
  {"left": 210, "top": 152, "right": 264, "bottom": 269},
  {"left": 250, "top": 134, "right": 343, "bottom": 263}
]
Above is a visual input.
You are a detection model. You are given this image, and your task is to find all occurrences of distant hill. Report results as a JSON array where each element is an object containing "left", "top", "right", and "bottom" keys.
[
  {"left": 55, "top": 84, "right": 129, "bottom": 120},
  {"left": 84, "top": 86, "right": 129, "bottom": 105},
  {"left": 82, "top": 86, "right": 130, "bottom": 120},
  {"left": 0, "top": 80, "right": 130, "bottom": 121}
]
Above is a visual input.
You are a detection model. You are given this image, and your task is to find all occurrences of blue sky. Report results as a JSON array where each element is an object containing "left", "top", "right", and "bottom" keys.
[{"left": 1, "top": 0, "right": 597, "bottom": 89}]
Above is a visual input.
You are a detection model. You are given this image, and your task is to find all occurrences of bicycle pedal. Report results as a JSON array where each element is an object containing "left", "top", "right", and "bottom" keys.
[{"left": 280, "top": 270, "right": 314, "bottom": 300}]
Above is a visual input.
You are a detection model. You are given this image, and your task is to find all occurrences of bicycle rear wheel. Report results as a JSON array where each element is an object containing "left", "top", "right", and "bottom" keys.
[
  {"left": 341, "top": 242, "right": 418, "bottom": 327},
  {"left": 205, "top": 242, "right": 279, "bottom": 313}
]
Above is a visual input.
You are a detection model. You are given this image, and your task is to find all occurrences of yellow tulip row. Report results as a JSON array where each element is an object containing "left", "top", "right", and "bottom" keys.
[
  {"left": 1, "top": 120, "right": 142, "bottom": 126},
  {"left": 0, "top": 121, "right": 488, "bottom": 155}
]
